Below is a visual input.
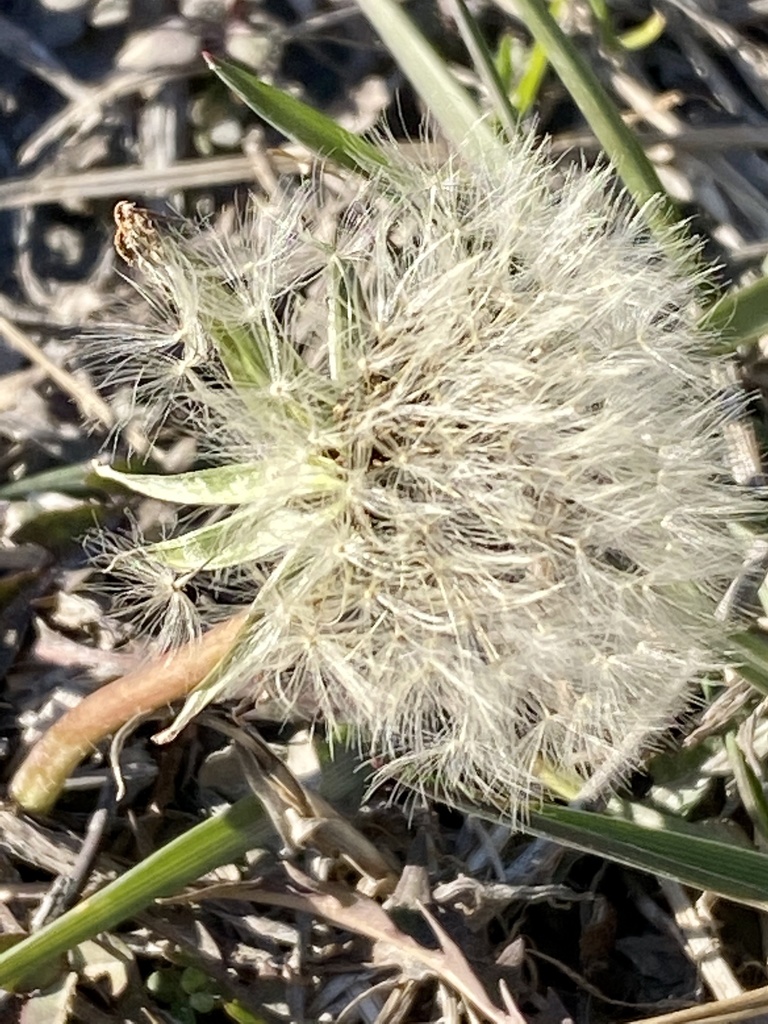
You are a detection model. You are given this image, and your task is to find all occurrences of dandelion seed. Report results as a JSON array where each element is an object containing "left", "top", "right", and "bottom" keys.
[
  {"left": 92, "top": 146, "right": 763, "bottom": 821},
  {"left": 88, "top": 516, "right": 244, "bottom": 652},
  {"left": 88, "top": 521, "right": 202, "bottom": 650}
]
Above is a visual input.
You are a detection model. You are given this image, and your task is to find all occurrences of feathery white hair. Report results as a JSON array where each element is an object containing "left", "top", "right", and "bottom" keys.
[{"left": 94, "top": 143, "right": 759, "bottom": 820}]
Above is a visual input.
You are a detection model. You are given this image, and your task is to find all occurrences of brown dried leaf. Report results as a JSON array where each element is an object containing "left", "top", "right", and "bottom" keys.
[{"left": 180, "top": 865, "right": 526, "bottom": 1024}]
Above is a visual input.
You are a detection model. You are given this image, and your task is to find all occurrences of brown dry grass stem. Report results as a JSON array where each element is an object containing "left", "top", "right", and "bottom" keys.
[{"left": 10, "top": 611, "right": 249, "bottom": 815}]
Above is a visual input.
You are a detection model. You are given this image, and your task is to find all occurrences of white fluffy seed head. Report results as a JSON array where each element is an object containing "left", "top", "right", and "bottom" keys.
[{"left": 96, "top": 141, "right": 761, "bottom": 821}]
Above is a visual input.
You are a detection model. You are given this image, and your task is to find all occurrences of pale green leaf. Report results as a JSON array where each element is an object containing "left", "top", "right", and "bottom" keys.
[
  {"left": 208, "top": 320, "right": 272, "bottom": 389},
  {"left": 147, "top": 506, "right": 331, "bottom": 571},
  {"left": 94, "top": 459, "right": 341, "bottom": 507}
]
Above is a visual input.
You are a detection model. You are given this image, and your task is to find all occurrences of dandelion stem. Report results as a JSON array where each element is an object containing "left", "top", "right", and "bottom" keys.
[{"left": 10, "top": 611, "right": 249, "bottom": 815}]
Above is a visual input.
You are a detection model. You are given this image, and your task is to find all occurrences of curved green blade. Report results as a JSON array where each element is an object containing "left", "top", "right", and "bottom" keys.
[{"left": 204, "top": 53, "right": 397, "bottom": 180}]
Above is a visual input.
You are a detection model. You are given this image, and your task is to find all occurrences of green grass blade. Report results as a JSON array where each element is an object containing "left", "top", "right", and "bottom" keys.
[
  {"left": 725, "top": 732, "right": 768, "bottom": 844},
  {"left": 492, "top": 0, "right": 681, "bottom": 239},
  {"left": 698, "top": 275, "right": 768, "bottom": 349},
  {"left": 526, "top": 804, "right": 768, "bottom": 908},
  {"left": 585, "top": 0, "right": 609, "bottom": 23},
  {"left": 0, "top": 797, "right": 270, "bottom": 992},
  {"left": 444, "top": 0, "right": 519, "bottom": 135},
  {"left": 619, "top": 11, "right": 666, "bottom": 51},
  {"left": 511, "top": 0, "right": 566, "bottom": 116},
  {"left": 0, "top": 462, "right": 116, "bottom": 500},
  {"left": 495, "top": 32, "right": 513, "bottom": 92},
  {"left": 511, "top": 37, "right": 550, "bottom": 116},
  {"left": 203, "top": 54, "right": 396, "bottom": 179},
  {"left": 355, "top": 0, "right": 505, "bottom": 166},
  {"left": 728, "top": 631, "right": 768, "bottom": 698}
]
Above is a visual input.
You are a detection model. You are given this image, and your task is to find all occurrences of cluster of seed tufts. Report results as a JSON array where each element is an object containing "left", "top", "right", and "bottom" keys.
[{"left": 93, "top": 144, "right": 758, "bottom": 819}]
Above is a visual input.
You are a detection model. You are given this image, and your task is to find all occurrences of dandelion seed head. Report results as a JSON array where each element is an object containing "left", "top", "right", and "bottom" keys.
[{"left": 96, "top": 142, "right": 763, "bottom": 820}]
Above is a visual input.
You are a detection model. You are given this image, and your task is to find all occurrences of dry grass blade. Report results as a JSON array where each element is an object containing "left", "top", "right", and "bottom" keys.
[
  {"left": 0, "top": 312, "right": 155, "bottom": 457},
  {"left": 657, "top": 880, "right": 743, "bottom": 1001},
  {"left": 627, "top": 983, "right": 768, "bottom": 1024},
  {"left": 0, "top": 14, "right": 91, "bottom": 103},
  {"left": 0, "top": 312, "right": 114, "bottom": 430},
  {"left": 18, "top": 69, "right": 193, "bottom": 167},
  {"left": 201, "top": 714, "right": 399, "bottom": 894},
  {"left": 549, "top": 123, "right": 768, "bottom": 156},
  {"left": 0, "top": 157, "right": 261, "bottom": 211}
]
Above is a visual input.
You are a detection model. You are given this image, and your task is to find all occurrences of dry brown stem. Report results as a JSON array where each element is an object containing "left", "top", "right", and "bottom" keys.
[{"left": 10, "top": 611, "right": 249, "bottom": 815}]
